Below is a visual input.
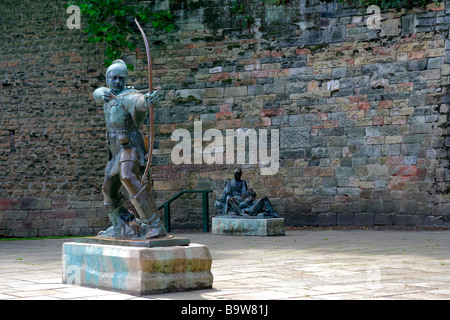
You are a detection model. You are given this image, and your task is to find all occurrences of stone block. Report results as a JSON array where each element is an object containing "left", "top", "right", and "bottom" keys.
[
  {"left": 392, "top": 214, "right": 416, "bottom": 226},
  {"left": 407, "top": 59, "right": 428, "bottom": 71},
  {"left": 203, "top": 87, "right": 224, "bottom": 98},
  {"left": 336, "top": 212, "right": 354, "bottom": 226},
  {"left": 225, "top": 86, "right": 247, "bottom": 97},
  {"left": 401, "top": 14, "right": 416, "bottom": 34},
  {"left": 427, "top": 57, "right": 443, "bottom": 69},
  {"left": 326, "top": 25, "right": 346, "bottom": 43},
  {"left": 174, "top": 89, "right": 202, "bottom": 100},
  {"left": 212, "top": 216, "right": 285, "bottom": 236},
  {"left": 155, "top": 106, "right": 189, "bottom": 124},
  {"left": 374, "top": 213, "right": 394, "bottom": 225},
  {"left": 248, "top": 84, "right": 263, "bottom": 96},
  {"left": 280, "top": 126, "right": 310, "bottom": 149},
  {"left": 381, "top": 19, "right": 400, "bottom": 37},
  {"left": 263, "top": 83, "right": 286, "bottom": 94},
  {"left": 318, "top": 212, "right": 336, "bottom": 225},
  {"left": 303, "top": 29, "right": 324, "bottom": 46},
  {"left": 354, "top": 212, "right": 375, "bottom": 226},
  {"left": 62, "top": 242, "right": 213, "bottom": 295}
]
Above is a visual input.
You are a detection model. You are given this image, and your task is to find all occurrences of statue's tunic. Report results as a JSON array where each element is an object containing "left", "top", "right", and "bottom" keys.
[
  {"left": 93, "top": 87, "right": 147, "bottom": 177},
  {"left": 214, "top": 178, "right": 248, "bottom": 215},
  {"left": 224, "top": 179, "right": 248, "bottom": 198}
]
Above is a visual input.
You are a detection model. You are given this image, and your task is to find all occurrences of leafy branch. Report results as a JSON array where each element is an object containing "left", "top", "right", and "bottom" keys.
[{"left": 67, "top": 0, "right": 174, "bottom": 70}]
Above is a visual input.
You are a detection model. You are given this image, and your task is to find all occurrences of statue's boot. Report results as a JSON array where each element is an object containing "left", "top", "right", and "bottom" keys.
[
  {"left": 98, "top": 197, "right": 134, "bottom": 237},
  {"left": 130, "top": 185, "right": 167, "bottom": 239}
]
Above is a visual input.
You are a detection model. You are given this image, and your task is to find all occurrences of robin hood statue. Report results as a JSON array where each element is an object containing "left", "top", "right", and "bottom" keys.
[{"left": 93, "top": 59, "right": 166, "bottom": 239}]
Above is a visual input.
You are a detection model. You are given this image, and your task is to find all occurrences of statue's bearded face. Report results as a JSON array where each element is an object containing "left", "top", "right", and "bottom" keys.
[{"left": 107, "top": 70, "right": 127, "bottom": 94}]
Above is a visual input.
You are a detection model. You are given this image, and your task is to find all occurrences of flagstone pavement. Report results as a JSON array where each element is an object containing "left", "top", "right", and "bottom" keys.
[{"left": 1, "top": 229, "right": 450, "bottom": 300}]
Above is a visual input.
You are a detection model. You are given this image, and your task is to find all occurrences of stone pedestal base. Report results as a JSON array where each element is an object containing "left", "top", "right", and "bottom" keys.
[
  {"left": 62, "top": 239, "right": 213, "bottom": 295},
  {"left": 212, "top": 216, "right": 285, "bottom": 236}
]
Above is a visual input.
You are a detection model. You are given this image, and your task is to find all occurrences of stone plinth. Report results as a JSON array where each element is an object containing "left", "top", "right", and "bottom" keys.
[
  {"left": 74, "top": 236, "right": 191, "bottom": 248},
  {"left": 62, "top": 239, "right": 213, "bottom": 295},
  {"left": 212, "top": 216, "right": 285, "bottom": 236}
]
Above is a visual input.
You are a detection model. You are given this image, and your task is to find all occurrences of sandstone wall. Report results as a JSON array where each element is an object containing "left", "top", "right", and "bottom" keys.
[{"left": 1, "top": 0, "right": 450, "bottom": 237}]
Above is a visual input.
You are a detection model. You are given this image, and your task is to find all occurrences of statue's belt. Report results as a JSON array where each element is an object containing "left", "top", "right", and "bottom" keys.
[
  {"left": 106, "top": 128, "right": 139, "bottom": 144},
  {"left": 106, "top": 128, "right": 139, "bottom": 135}
]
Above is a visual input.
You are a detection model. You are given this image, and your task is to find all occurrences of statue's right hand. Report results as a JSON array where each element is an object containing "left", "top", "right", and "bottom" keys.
[{"left": 101, "top": 89, "right": 113, "bottom": 102}]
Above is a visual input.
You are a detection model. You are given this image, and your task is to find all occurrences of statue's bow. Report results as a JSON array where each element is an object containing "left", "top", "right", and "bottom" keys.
[{"left": 135, "top": 18, "right": 154, "bottom": 185}]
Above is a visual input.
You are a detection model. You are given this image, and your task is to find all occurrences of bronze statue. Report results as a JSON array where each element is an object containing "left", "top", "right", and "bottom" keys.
[
  {"left": 214, "top": 168, "right": 280, "bottom": 218},
  {"left": 93, "top": 59, "right": 166, "bottom": 239}
]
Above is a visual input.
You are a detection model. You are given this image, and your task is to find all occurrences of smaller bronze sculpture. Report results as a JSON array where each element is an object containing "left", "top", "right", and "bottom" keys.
[{"left": 214, "top": 168, "right": 280, "bottom": 218}]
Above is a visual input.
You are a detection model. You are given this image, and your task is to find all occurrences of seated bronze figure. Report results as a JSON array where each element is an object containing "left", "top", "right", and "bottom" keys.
[{"left": 214, "top": 168, "right": 280, "bottom": 218}]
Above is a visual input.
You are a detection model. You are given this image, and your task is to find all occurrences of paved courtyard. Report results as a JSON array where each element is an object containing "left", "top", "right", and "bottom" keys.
[{"left": 1, "top": 229, "right": 450, "bottom": 300}]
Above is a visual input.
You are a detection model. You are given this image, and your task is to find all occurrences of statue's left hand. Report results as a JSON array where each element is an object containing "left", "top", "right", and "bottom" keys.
[{"left": 144, "top": 89, "right": 161, "bottom": 106}]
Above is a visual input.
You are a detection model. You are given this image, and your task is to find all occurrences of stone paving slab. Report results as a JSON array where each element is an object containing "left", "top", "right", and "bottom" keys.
[{"left": 0, "top": 229, "right": 450, "bottom": 300}]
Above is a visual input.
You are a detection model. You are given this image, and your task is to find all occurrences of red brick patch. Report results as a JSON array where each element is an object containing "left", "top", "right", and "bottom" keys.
[
  {"left": 0, "top": 198, "right": 20, "bottom": 210},
  {"left": 260, "top": 108, "right": 283, "bottom": 117},
  {"left": 378, "top": 100, "right": 393, "bottom": 109},
  {"left": 390, "top": 165, "right": 417, "bottom": 177}
]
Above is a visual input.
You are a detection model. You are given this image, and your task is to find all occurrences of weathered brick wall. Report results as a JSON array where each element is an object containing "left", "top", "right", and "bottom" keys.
[
  {"left": 1, "top": 0, "right": 450, "bottom": 237},
  {"left": 147, "top": 0, "right": 450, "bottom": 228},
  {"left": 0, "top": 0, "right": 107, "bottom": 237}
]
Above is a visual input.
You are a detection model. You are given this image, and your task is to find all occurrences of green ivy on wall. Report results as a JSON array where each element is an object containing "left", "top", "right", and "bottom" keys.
[{"left": 67, "top": 0, "right": 174, "bottom": 70}]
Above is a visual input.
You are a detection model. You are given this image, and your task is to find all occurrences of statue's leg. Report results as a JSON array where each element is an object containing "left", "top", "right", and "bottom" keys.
[
  {"left": 251, "top": 198, "right": 265, "bottom": 213},
  {"left": 98, "top": 173, "right": 135, "bottom": 237},
  {"left": 119, "top": 149, "right": 166, "bottom": 238},
  {"left": 261, "top": 196, "right": 280, "bottom": 218},
  {"left": 228, "top": 198, "right": 245, "bottom": 216},
  {"left": 102, "top": 174, "right": 128, "bottom": 226}
]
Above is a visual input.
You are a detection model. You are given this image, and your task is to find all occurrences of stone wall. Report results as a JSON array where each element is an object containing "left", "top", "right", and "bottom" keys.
[
  {"left": 1, "top": 0, "right": 450, "bottom": 237},
  {"left": 0, "top": 0, "right": 106, "bottom": 237}
]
